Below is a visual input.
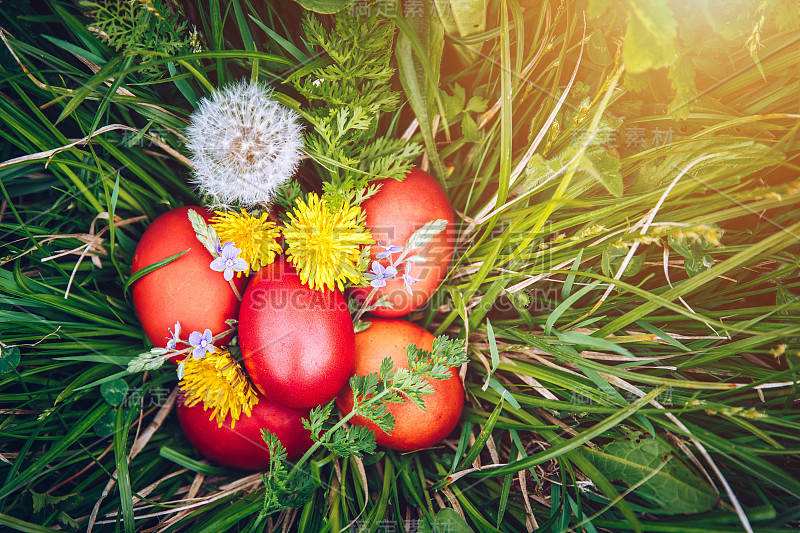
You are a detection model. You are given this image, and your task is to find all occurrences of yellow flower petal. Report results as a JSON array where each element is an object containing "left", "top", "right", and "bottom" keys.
[
  {"left": 282, "top": 193, "right": 374, "bottom": 291},
  {"left": 211, "top": 209, "right": 283, "bottom": 276},
  {"left": 179, "top": 351, "right": 259, "bottom": 429}
]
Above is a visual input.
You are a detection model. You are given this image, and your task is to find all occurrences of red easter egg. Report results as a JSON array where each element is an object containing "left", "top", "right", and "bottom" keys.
[
  {"left": 177, "top": 390, "right": 312, "bottom": 470},
  {"left": 336, "top": 319, "right": 464, "bottom": 451},
  {"left": 238, "top": 258, "right": 355, "bottom": 410},
  {"left": 131, "top": 206, "right": 247, "bottom": 356},
  {"left": 351, "top": 168, "right": 455, "bottom": 317}
]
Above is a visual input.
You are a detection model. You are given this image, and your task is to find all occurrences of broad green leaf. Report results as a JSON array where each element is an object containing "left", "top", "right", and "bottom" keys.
[
  {"left": 29, "top": 489, "right": 76, "bottom": 513},
  {"left": 0, "top": 345, "right": 21, "bottom": 373},
  {"left": 701, "top": 0, "right": 753, "bottom": 40},
  {"left": 682, "top": 251, "right": 714, "bottom": 277},
  {"left": 630, "top": 139, "right": 783, "bottom": 194},
  {"left": 419, "top": 508, "right": 474, "bottom": 532},
  {"left": 668, "top": 54, "right": 697, "bottom": 120},
  {"left": 93, "top": 410, "right": 116, "bottom": 438},
  {"left": 623, "top": 0, "right": 678, "bottom": 73},
  {"left": 668, "top": 235, "right": 715, "bottom": 277},
  {"left": 465, "top": 95, "right": 488, "bottom": 113},
  {"left": 449, "top": 0, "right": 488, "bottom": 38},
  {"left": 433, "top": 0, "right": 487, "bottom": 60},
  {"left": 575, "top": 147, "right": 624, "bottom": 197},
  {"left": 587, "top": 0, "right": 613, "bottom": 18},
  {"left": 601, "top": 246, "right": 645, "bottom": 279},
  {"left": 461, "top": 113, "right": 481, "bottom": 142},
  {"left": 443, "top": 83, "right": 466, "bottom": 119},
  {"left": 292, "top": 0, "right": 347, "bottom": 14},
  {"left": 587, "top": 29, "right": 612, "bottom": 66},
  {"left": 523, "top": 143, "right": 623, "bottom": 197},
  {"left": 584, "top": 432, "right": 718, "bottom": 514},
  {"left": 100, "top": 378, "right": 129, "bottom": 406},
  {"left": 520, "top": 153, "right": 563, "bottom": 194}
]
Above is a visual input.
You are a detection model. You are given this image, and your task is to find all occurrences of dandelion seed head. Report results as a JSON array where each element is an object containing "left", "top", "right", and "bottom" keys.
[{"left": 186, "top": 81, "right": 304, "bottom": 206}]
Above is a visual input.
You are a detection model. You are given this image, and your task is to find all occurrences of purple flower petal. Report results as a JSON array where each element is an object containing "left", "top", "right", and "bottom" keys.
[
  {"left": 223, "top": 267, "right": 234, "bottom": 281},
  {"left": 384, "top": 265, "right": 398, "bottom": 279},
  {"left": 221, "top": 241, "right": 242, "bottom": 260},
  {"left": 376, "top": 242, "right": 403, "bottom": 259},
  {"left": 232, "top": 258, "right": 248, "bottom": 272},
  {"left": 370, "top": 278, "right": 387, "bottom": 288},
  {"left": 166, "top": 321, "right": 181, "bottom": 349},
  {"left": 189, "top": 330, "right": 202, "bottom": 347},
  {"left": 210, "top": 257, "right": 228, "bottom": 272},
  {"left": 192, "top": 345, "right": 206, "bottom": 359},
  {"left": 402, "top": 273, "right": 419, "bottom": 295}
]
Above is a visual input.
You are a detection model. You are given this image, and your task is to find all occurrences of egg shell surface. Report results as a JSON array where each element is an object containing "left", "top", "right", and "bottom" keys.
[
  {"left": 238, "top": 258, "right": 355, "bottom": 410},
  {"left": 131, "top": 206, "right": 246, "bottom": 354},
  {"left": 336, "top": 319, "right": 464, "bottom": 451}
]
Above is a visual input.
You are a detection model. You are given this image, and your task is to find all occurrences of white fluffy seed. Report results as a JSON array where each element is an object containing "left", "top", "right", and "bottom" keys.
[{"left": 186, "top": 81, "right": 304, "bottom": 206}]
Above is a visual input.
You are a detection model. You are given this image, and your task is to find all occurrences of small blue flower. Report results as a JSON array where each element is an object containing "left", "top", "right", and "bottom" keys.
[
  {"left": 166, "top": 321, "right": 181, "bottom": 350},
  {"left": 210, "top": 241, "right": 248, "bottom": 281},
  {"left": 401, "top": 272, "right": 419, "bottom": 295},
  {"left": 376, "top": 241, "right": 403, "bottom": 260},
  {"left": 189, "top": 328, "right": 215, "bottom": 359},
  {"left": 366, "top": 260, "right": 397, "bottom": 288},
  {"left": 215, "top": 238, "right": 224, "bottom": 255}
]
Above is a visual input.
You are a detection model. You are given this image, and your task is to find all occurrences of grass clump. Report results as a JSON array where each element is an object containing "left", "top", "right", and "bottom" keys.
[{"left": 0, "top": 1, "right": 799, "bottom": 532}]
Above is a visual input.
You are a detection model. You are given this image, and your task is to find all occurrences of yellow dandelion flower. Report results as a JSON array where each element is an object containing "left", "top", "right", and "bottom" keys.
[
  {"left": 179, "top": 351, "right": 259, "bottom": 428},
  {"left": 211, "top": 209, "right": 282, "bottom": 275},
  {"left": 282, "top": 193, "right": 374, "bottom": 291}
]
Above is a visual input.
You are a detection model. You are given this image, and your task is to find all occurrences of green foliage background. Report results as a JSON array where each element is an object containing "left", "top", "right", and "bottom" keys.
[{"left": 1, "top": 0, "right": 799, "bottom": 531}]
